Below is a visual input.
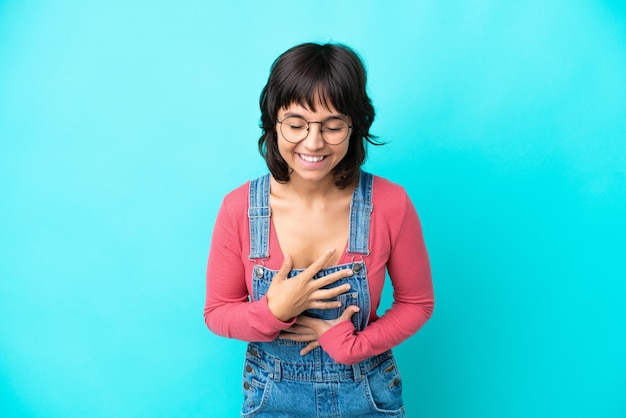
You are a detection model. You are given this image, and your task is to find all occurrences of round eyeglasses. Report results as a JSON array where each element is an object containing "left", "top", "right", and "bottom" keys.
[{"left": 276, "top": 116, "right": 352, "bottom": 145}]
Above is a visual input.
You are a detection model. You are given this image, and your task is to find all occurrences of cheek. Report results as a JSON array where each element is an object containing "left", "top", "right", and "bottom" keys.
[
  {"left": 335, "top": 143, "right": 350, "bottom": 160},
  {"left": 276, "top": 140, "right": 294, "bottom": 161}
]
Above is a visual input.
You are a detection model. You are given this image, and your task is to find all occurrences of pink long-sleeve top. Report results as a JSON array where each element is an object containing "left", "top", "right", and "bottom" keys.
[{"left": 204, "top": 175, "right": 434, "bottom": 365}]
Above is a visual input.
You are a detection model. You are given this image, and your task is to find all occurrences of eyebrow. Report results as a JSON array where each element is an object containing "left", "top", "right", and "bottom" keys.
[{"left": 283, "top": 111, "right": 345, "bottom": 120}]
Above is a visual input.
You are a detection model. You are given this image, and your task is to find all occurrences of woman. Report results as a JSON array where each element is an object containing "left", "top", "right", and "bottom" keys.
[{"left": 205, "top": 42, "right": 434, "bottom": 417}]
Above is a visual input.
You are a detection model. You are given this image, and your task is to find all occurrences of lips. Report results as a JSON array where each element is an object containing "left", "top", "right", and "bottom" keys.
[{"left": 298, "top": 153, "right": 326, "bottom": 163}]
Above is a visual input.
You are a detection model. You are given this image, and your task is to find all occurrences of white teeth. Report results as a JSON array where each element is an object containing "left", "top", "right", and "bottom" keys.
[{"left": 299, "top": 154, "right": 325, "bottom": 162}]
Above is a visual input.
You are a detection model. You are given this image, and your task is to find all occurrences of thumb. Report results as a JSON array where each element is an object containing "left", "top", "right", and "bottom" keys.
[
  {"left": 338, "top": 305, "right": 360, "bottom": 322},
  {"left": 277, "top": 254, "right": 293, "bottom": 279}
]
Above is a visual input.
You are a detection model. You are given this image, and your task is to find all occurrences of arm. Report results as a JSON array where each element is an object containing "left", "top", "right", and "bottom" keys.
[
  {"left": 204, "top": 197, "right": 292, "bottom": 342},
  {"left": 204, "top": 194, "right": 354, "bottom": 342},
  {"left": 318, "top": 193, "right": 434, "bottom": 364}
]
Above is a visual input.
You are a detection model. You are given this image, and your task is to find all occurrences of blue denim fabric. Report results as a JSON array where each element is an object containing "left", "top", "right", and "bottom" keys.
[
  {"left": 243, "top": 171, "right": 405, "bottom": 417},
  {"left": 248, "top": 173, "right": 272, "bottom": 260}
]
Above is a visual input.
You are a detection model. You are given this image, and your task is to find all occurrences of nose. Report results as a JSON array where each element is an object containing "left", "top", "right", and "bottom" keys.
[{"left": 302, "top": 121, "right": 325, "bottom": 149}]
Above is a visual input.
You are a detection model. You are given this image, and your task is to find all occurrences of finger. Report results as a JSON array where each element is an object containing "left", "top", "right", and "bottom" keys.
[
  {"left": 282, "top": 324, "right": 312, "bottom": 334},
  {"left": 301, "top": 248, "right": 336, "bottom": 279},
  {"left": 300, "top": 341, "right": 320, "bottom": 356},
  {"left": 307, "top": 300, "right": 343, "bottom": 310},
  {"left": 337, "top": 305, "right": 360, "bottom": 322},
  {"left": 313, "top": 283, "right": 351, "bottom": 300},
  {"left": 313, "top": 268, "right": 354, "bottom": 290},
  {"left": 294, "top": 315, "right": 318, "bottom": 327},
  {"left": 276, "top": 254, "right": 293, "bottom": 279},
  {"left": 279, "top": 332, "right": 317, "bottom": 342}
]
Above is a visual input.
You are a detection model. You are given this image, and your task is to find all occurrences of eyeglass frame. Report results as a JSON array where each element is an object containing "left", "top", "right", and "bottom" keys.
[{"left": 276, "top": 116, "right": 353, "bottom": 145}]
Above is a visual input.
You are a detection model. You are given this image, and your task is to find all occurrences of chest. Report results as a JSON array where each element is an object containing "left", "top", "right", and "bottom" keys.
[{"left": 271, "top": 203, "right": 350, "bottom": 269}]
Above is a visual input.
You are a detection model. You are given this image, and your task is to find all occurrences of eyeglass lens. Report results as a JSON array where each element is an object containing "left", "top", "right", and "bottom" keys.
[{"left": 280, "top": 117, "right": 350, "bottom": 145}]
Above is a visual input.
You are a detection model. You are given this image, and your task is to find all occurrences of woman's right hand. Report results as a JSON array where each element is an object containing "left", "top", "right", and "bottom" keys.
[{"left": 266, "top": 248, "right": 353, "bottom": 322}]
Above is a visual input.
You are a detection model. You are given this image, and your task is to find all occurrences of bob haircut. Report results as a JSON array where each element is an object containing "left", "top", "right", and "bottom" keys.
[{"left": 258, "top": 42, "right": 380, "bottom": 189}]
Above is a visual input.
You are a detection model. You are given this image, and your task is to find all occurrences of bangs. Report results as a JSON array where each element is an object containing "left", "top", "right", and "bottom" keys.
[
  {"left": 289, "top": 84, "right": 337, "bottom": 114},
  {"left": 258, "top": 42, "right": 377, "bottom": 189},
  {"left": 268, "top": 45, "right": 360, "bottom": 117}
]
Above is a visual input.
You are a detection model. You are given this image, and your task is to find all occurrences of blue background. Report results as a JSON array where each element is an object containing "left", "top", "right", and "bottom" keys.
[{"left": 1, "top": 1, "right": 625, "bottom": 417}]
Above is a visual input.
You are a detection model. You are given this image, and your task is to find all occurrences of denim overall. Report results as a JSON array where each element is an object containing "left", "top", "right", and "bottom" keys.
[{"left": 242, "top": 172, "right": 405, "bottom": 417}]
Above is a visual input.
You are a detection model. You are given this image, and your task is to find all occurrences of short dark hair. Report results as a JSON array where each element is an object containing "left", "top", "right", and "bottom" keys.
[{"left": 258, "top": 42, "right": 380, "bottom": 189}]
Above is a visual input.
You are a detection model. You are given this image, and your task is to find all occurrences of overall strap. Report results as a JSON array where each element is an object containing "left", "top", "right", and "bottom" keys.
[
  {"left": 248, "top": 174, "right": 271, "bottom": 260},
  {"left": 347, "top": 171, "right": 374, "bottom": 255}
]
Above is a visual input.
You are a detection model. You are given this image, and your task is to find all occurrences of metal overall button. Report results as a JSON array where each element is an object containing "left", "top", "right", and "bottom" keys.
[
  {"left": 352, "top": 262, "right": 363, "bottom": 273},
  {"left": 254, "top": 266, "right": 264, "bottom": 278}
]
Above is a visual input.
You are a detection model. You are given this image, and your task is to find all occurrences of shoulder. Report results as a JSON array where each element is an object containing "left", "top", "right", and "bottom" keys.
[
  {"left": 371, "top": 174, "right": 410, "bottom": 209},
  {"left": 221, "top": 180, "right": 250, "bottom": 212},
  {"left": 369, "top": 174, "right": 423, "bottom": 240},
  {"left": 220, "top": 173, "right": 272, "bottom": 212}
]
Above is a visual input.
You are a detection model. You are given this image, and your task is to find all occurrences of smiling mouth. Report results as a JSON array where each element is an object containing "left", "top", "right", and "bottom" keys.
[{"left": 298, "top": 153, "right": 326, "bottom": 163}]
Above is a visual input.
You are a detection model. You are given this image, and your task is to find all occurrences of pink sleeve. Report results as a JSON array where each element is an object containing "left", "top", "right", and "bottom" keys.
[
  {"left": 204, "top": 194, "right": 294, "bottom": 341},
  {"left": 318, "top": 192, "right": 434, "bottom": 364}
]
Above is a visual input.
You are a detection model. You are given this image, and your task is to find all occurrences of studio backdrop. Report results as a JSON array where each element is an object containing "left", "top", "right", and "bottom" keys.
[{"left": 1, "top": 1, "right": 625, "bottom": 417}]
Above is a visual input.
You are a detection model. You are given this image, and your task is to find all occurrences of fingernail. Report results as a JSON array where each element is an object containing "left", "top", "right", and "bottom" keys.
[
  {"left": 328, "top": 248, "right": 335, "bottom": 254},
  {"left": 344, "top": 284, "right": 351, "bottom": 290},
  {"left": 345, "top": 269, "right": 353, "bottom": 276}
]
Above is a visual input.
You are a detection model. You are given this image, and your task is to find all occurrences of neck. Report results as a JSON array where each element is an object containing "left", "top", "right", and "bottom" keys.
[{"left": 271, "top": 174, "right": 343, "bottom": 202}]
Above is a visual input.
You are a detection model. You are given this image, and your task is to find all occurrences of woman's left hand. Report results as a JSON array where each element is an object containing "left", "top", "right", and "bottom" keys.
[{"left": 279, "top": 305, "right": 360, "bottom": 356}]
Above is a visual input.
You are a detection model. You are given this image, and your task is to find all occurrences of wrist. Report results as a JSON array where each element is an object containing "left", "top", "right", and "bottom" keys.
[{"left": 266, "top": 298, "right": 293, "bottom": 323}]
